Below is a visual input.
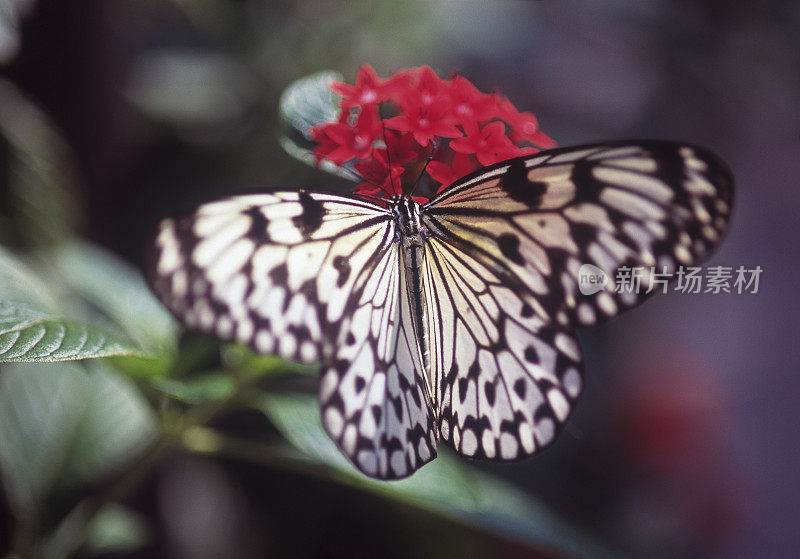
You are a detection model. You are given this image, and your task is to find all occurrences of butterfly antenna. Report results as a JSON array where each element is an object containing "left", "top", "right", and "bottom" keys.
[
  {"left": 378, "top": 103, "right": 399, "bottom": 199},
  {"left": 408, "top": 139, "right": 437, "bottom": 198},
  {"left": 353, "top": 191, "right": 391, "bottom": 205}
]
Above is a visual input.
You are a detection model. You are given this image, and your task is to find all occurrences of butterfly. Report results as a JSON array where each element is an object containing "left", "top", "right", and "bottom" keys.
[{"left": 150, "top": 140, "right": 734, "bottom": 479}]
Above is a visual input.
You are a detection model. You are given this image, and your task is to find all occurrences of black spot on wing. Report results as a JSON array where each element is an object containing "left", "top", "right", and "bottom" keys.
[
  {"left": 498, "top": 158, "right": 547, "bottom": 206},
  {"left": 569, "top": 222, "right": 600, "bottom": 247},
  {"left": 497, "top": 233, "right": 524, "bottom": 265},
  {"left": 520, "top": 303, "right": 534, "bottom": 318},
  {"left": 391, "top": 397, "right": 404, "bottom": 422},
  {"left": 497, "top": 159, "right": 526, "bottom": 198},
  {"left": 332, "top": 256, "right": 351, "bottom": 287},
  {"left": 569, "top": 157, "right": 597, "bottom": 201},
  {"left": 484, "top": 382, "right": 496, "bottom": 406},
  {"left": 269, "top": 264, "right": 288, "bottom": 285},
  {"left": 371, "top": 405, "right": 382, "bottom": 424},
  {"left": 244, "top": 206, "right": 269, "bottom": 241},
  {"left": 441, "top": 362, "right": 458, "bottom": 395},
  {"left": 524, "top": 345, "right": 538, "bottom": 363},
  {"left": 458, "top": 377, "right": 469, "bottom": 403},
  {"left": 410, "top": 385, "right": 422, "bottom": 407},
  {"left": 467, "top": 361, "right": 480, "bottom": 379},
  {"left": 513, "top": 379, "right": 527, "bottom": 399},
  {"left": 294, "top": 191, "right": 325, "bottom": 236},
  {"left": 355, "top": 377, "right": 366, "bottom": 394}
]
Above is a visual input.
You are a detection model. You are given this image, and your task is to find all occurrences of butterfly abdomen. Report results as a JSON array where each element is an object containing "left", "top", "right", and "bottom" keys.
[{"left": 392, "top": 197, "right": 432, "bottom": 384}]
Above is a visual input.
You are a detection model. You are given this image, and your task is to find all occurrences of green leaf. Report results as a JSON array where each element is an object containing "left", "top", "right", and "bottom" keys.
[
  {"left": 278, "top": 70, "right": 354, "bottom": 180},
  {"left": 149, "top": 373, "right": 236, "bottom": 404},
  {"left": 0, "top": 310, "right": 141, "bottom": 362},
  {"left": 50, "top": 241, "right": 179, "bottom": 355},
  {"left": 0, "top": 246, "right": 147, "bottom": 362},
  {"left": 259, "top": 393, "right": 616, "bottom": 559},
  {"left": 0, "top": 361, "right": 156, "bottom": 520},
  {"left": 58, "top": 361, "right": 158, "bottom": 486}
]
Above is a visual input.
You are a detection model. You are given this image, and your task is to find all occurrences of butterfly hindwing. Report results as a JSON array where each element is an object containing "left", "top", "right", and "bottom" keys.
[
  {"left": 424, "top": 140, "right": 734, "bottom": 329},
  {"left": 422, "top": 235, "right": 584, "bottom": 459},
  {"left": 319, "top": 243, "right": 437, "bottom": 478}
]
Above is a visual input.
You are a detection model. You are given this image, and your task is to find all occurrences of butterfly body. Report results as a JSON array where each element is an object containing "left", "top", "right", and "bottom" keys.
[
  {"left": 389, "top": 196, "right": 431, "bottom": 377},
  {"left": 151, "top": 140, "right": 733, "bottom": 479}
]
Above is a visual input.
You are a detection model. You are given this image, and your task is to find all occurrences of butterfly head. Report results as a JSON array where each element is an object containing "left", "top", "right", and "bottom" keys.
[{"left": 392, "top": 196, "right": 427, "bottom": 244}]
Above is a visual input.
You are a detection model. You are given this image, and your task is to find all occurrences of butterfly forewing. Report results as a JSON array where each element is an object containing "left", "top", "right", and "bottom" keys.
[
  {"left": 424, "top": 141, "right": 734, "bottom": 329},
  {"left": 152, "top": 192, "right": 395, "bottom": 361}
]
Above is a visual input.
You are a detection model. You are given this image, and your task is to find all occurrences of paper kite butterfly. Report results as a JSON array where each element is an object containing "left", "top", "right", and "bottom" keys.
[{"left": 150, "top": 140, "right": 734, "bottom": 479}]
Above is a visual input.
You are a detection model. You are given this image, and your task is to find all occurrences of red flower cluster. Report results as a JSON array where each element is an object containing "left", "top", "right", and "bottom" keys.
[{"left": 311, "top": 64, "right": 556, "bottom": 200}]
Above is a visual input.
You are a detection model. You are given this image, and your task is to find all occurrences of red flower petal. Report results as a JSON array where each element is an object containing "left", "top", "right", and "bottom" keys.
[
  {"left": 383, "top": 130, "right": 418, "bottom": 164},
  {"left": 386, "top": 102, "right": 461, "bottom": 147},
  {"left": 428, "top": 152, "right": 477, "bottom": 190},
  {"left": 354, "top": 149, "right": 406, "bottom": 197},
  {"left": 331, "top": 64, "right": 400, "bottom": 108},
  {"left": 314, "top": 65, "right": 555, "bottom": 198},
  {"left": 448, "top": 76, "right": 498, "bottom": 125}
]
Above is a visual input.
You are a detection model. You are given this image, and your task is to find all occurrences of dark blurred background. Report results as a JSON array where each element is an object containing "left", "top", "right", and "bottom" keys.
[{"left": 1, "top": 1, "right": 798, "bottom": 558}]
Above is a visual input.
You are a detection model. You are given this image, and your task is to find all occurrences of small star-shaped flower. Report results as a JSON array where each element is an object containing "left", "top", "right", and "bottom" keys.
[
  {"left": 450, "top": 121, "right": 515, "bottom": 166},
  {"left": 385, "top": 99, "right": 461, "bottom": 147},
  {"left": 427, "top": 151, "right": 478, "bottom": 190},
  {"left": 331, "top": 64, "right": 410, "bottom": 109},
  {"left": 312, "top": 108, "right": 379, "bottom": 164}
]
